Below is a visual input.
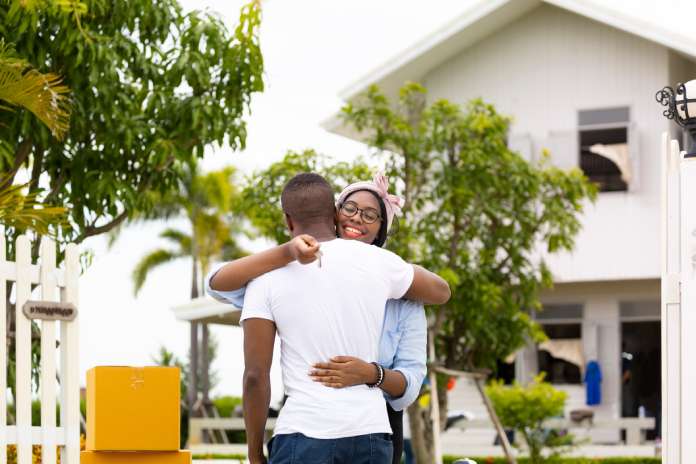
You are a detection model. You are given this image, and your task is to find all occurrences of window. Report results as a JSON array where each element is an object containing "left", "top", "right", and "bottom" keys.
[
  {"left": 537, "top": 323, "right": 583, "bottom": 384},
  {"left": 534, "top": 304, "right": 584, "bottom": 385},
  {"left": 578, "top": 107, "right": 631, "bottom": 192}
]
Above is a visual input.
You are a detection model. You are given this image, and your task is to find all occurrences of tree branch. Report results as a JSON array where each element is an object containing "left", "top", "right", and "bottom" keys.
[
  {"left": 45, "top": 172, "right": 67, "bottom": 205},
  {"left": 75, "top": 210, "right": 129, "bottom": 243},
  {"left": 28, "top": 146, "right": 45, "bottom": 196},
  {"left": 0, "top": 140, "right": 33, "bottom": 190}
]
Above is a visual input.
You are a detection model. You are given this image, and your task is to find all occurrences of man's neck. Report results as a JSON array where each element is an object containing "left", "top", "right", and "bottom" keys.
[{"left": 293, "top": 224, "right": 336, "bottom": 242}]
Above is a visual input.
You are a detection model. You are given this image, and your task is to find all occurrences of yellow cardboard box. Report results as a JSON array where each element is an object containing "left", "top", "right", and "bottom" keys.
[
  {"left": 81, "top": 451, "right": 191, "bottom": 464},
  {"left": 86, "top": 366, "right": 180, "bottom": 451}
]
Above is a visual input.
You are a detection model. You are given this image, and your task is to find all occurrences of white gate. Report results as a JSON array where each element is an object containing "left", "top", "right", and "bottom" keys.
[
  {"left": 661, "top": 132, "right": 696, "bottom": 463},
  {"left": 0, "top": 234, "right": 80, "bottom": 464}
]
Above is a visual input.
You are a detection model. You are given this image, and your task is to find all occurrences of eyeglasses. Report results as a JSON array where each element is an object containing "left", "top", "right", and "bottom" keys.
[{"left": 339, "top": 201, "right": 381, "bottom": 224}]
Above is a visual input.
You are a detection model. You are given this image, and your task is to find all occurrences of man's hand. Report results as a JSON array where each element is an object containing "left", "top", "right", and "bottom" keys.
[
  {"left": 286, "top": 234, "right": 321, "bottom": 265},
  {"left": 309, "top": 356, "right": 377, "bottom": 388}
]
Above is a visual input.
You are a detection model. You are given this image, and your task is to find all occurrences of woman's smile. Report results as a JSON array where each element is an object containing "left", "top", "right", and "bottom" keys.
[{"left": 342, "top": 223, "right": 366, "bottom": 238}]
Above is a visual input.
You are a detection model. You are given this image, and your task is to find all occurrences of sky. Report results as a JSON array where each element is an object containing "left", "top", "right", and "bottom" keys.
[{"left": 77, "top": 0, "right": 696, "bottom": 401}]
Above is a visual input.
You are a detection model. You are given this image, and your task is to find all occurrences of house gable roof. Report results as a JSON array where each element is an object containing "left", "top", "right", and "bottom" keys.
[{"left": 323, "top": 0, "right": 696, "bottom": 136}]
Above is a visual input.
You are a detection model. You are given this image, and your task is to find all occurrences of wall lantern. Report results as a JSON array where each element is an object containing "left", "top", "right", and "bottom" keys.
[{"left": 656, "top": 80, "right": 696, "bottom": 157}]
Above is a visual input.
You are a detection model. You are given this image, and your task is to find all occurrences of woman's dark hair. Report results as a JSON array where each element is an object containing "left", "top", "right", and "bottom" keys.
[{"left": 343, "top": 189, "right": 388, "bottom": 248}]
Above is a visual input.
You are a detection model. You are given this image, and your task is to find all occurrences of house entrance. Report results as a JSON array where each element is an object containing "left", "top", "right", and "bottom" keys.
[{"left": 621, "top": 321, "right": 661, "bottom": 439}]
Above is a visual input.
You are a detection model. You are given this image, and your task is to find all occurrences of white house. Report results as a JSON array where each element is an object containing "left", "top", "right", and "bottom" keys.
[{"left": 324, "top": 0, "right": 696, "bottom": 446}]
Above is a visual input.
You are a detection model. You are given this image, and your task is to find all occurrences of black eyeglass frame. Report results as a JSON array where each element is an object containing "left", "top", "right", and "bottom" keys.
[{"left": 338, "top": 200, "right": 382, "bottom": 224}]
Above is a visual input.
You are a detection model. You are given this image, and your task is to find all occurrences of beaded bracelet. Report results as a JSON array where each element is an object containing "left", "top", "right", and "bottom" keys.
[{"left": 367, "top": 362, "right": 385, "bottom": 388}]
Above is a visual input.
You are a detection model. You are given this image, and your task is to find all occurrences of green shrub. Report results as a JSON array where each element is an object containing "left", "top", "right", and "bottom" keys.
[
  {"left": 191, "top": 453, "right": 246, "bottom": 462},
  {"left": 212, "top": 395, "right": 243, "bottom": 417},
  {"left": 485, "top": 374, "right": 574, "bottom": 463},
  {"left": 212, "top": 395, "right": 245, "bottom": 444}
]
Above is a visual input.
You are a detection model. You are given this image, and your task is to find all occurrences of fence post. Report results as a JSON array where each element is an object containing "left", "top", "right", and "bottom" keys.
[
  {"left": 40, "top": 238, "right": 58, "bottom": 464},
  {"left": 660, "top": 133, "right": 696, "bottom": 462},
  {"left": 60, "top": 243, "right": 80, "bottom": 464},
  {"left": 679, "top": 154, "right": 696, "bottom": 460},
  {"left": 661, "top": 133, "right": 681, "bottom": 463},
  {"left": 15, "top": 236, "right": 32, "bottom": 464}
]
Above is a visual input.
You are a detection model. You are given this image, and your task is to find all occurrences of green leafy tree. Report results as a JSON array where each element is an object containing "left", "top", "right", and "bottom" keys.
[
  {"left": 0, "top": 0, "right": 263, "bottom": 250},
  {"left": 487, "top": 375, "right": 575, "bottom": 463},
  {"left": 241, "top": 149, "right": 373, "bottom": 244},
  {"left": 341, "top": 82, "right": 596, "bottom": 463}
]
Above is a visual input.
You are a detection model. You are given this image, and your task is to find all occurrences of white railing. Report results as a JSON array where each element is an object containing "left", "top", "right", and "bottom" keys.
[
  {"left": 660, "top": 132, "right": 696, "bottom": 463},
  {"left": 0, "top": 234, "right": 80, "bottom": 464}
]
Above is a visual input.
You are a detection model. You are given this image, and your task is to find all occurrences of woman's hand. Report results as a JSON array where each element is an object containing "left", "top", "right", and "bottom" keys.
[
  {"left": 309, "top": 356, "right": 377, "bottom": 388},
  {"left": 286, "top": 234, "right": 321, "bottom": 265}
]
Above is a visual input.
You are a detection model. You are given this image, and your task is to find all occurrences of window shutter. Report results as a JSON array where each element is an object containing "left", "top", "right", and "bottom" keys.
[
  {"left": 508, "top": 133, "right": 533, "bottom": 162},
  {"left": 547, "top": 130, "right": 578, "bottom": 170},
  {"left": 628, "top": 123, "right": 640, "bottom": 191}
]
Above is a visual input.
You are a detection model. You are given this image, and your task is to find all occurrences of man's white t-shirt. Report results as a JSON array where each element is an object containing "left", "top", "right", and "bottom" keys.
[{"left": 241, "top": 238, "right": 414, "bottom": 439}]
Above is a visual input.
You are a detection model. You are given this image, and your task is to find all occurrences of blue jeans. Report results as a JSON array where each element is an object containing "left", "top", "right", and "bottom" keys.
[
  {"left": 268, "top": 432, "right": 393, "bottom": 464},
  {"left": 403, "top": 438, "right": 414, "bottom": 464}
]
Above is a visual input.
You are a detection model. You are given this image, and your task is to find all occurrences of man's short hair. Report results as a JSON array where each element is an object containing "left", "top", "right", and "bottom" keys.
[{"left": 281, "top": 173, "right": 336, "bottom": 225}]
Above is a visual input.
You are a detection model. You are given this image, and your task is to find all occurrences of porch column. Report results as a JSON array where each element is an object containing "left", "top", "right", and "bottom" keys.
[
  {"left": 514, "top": 340, "right": 538, "bottom": 385},
  {"left": 188, "top": 321, "right": 199, "bottom": 414},
  {"left": 583, "top": 296, "right": 621, "bottom": 443},
  {"left": 201, "top": 323, "right": 210, "bottom": 402}
]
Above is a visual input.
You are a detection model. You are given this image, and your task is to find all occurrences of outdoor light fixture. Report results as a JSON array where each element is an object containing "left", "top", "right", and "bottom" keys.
[{"left": 656, "top": 80, "right": 696, "bottom": 157}]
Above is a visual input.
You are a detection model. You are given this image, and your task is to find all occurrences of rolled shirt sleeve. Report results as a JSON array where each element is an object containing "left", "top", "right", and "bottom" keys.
[
  {"left": 205, "top": 262, "right": 246, "bottom": 309},
  {"left": 380, "top": 299, "right": 427, "bottom": 411}
]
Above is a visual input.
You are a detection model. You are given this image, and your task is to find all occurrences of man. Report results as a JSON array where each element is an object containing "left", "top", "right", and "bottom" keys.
[{"left": 237, "top": 173, "right": 449, "bottom": 463}]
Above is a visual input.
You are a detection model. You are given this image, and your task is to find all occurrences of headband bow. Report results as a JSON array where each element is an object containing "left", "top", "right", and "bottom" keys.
[{"left": 372, "top": 172, "right": 404, "bottom": 217}]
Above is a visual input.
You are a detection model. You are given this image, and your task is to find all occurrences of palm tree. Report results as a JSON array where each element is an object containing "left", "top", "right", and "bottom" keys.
[
  {"left": 132, "top": 217, "right": 242, "bottom": 297},
  {"left": 0, "top": 39, "right": 70, "bottom": 141},
  {"left": 0, "top": 180, "right": 65, "bottom": 234},
  {"left": 131, "top": 163, "right": 245, "bottom": 298},
  {"left": 0, "top": 39, "right": 69, "bottom": 231},
  {"left": 127, "top": 160, "right": 245, "bottom": 423}
]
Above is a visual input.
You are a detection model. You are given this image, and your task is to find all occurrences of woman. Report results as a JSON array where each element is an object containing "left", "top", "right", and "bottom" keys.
[{"left": 207, "top": 173, "right": 435, "bottom": 464}]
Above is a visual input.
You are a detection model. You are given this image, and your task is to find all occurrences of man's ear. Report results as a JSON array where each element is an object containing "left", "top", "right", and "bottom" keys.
[{"left": 284, "top": 213, "right": 294, "bottom": 232}]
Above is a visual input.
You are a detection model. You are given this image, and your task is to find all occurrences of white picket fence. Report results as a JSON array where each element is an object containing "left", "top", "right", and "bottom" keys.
[
  {"left": 660, "top": 132, "right": 696, "bottom": 463},
  {"left": 0, "top": 234, "right": 80, "bottom": 464}
]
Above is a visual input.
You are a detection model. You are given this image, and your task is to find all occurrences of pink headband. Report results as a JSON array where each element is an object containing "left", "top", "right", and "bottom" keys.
[{"left": 336, "top": 172, "right": 404, "bottom": 230}]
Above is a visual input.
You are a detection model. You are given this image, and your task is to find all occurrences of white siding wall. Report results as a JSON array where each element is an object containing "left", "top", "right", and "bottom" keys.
[{"left": 423, "top": 4, "right": 675, "bottom": 283}]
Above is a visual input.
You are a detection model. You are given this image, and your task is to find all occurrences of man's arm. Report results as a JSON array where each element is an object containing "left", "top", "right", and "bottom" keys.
[
  {"left": 403, "top": 264, "right": 451, "bottom": 305},
  {"left": 242, "top": 318, "right": 276, "bottom": 464},
  {"left": 210, "top": 235, "right": 321, "bottom": 291}
]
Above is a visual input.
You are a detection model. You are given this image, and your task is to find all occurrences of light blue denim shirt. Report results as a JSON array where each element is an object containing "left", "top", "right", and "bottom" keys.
[{"left": 205, "top": 263, "right": 427, "bottom": 411}]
